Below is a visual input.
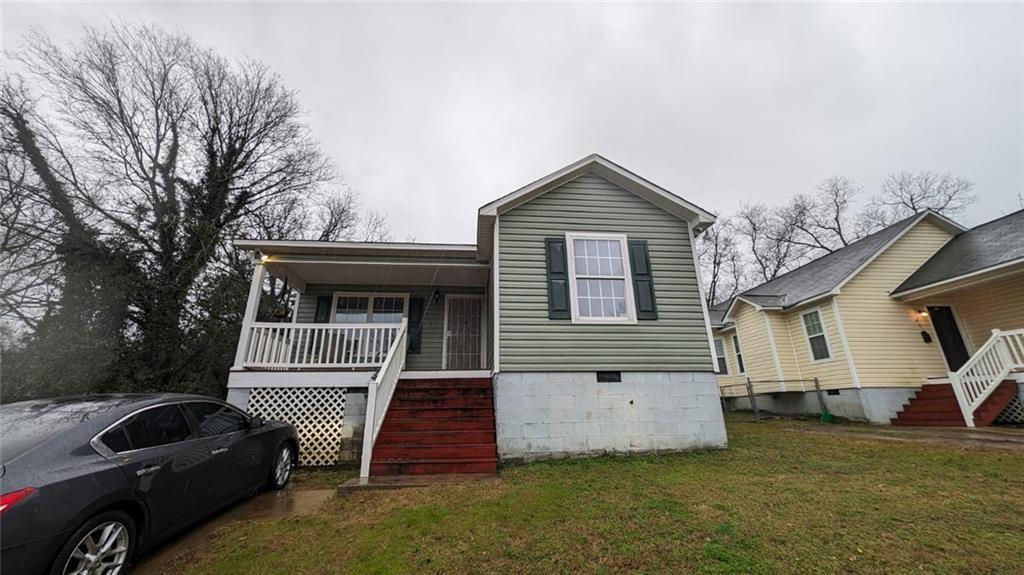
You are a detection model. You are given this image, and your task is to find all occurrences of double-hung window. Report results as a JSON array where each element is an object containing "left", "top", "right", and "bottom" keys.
[
  {"left": 566, "top": 233, "right": 636, "bottom": 323},
  {"left": 714, "top": 338, "right": 729, "bottom": 375},
  {"left": 732, "top": 335, "right": 745, "bottom": 374},
  {"left": 332, "top": 294, "right": 408, "bottom": 324},
  {"left": 801, "top": 309, "right": 832, "bottom": 361}
]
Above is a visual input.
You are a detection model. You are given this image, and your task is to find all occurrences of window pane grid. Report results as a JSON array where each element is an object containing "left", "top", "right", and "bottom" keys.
[
  {"left": 570, "top": 237, "right": 630, "bottom": 320},
  {"left": 802, "top": 311, "right": 831, "bottom": 360}
]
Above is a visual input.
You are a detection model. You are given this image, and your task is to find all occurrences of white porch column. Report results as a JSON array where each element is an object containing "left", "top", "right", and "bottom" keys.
[{"left": 232, "top": 260, "right": 267, "bottom": 369}]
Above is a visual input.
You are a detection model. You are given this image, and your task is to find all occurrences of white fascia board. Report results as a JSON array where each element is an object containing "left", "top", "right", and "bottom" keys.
[{"left": 477, "top": 154, "right": 717, "bottom": 228}]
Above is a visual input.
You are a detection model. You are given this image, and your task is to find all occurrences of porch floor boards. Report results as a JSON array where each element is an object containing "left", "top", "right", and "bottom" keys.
[{"left": 370, "top": 377, "right": 498, "bottom": 476}]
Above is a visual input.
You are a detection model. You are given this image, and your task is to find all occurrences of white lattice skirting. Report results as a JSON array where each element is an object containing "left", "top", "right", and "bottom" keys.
[
  {"left": 995, "top": 393, "right": 1024, "bottom": 424},
  {"left": 247, "top": 387, "right": 348, "bottom": 466}
]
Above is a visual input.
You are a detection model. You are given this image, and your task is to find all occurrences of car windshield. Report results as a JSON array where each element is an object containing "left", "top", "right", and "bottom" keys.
[{"left": 0, "top": 398, "right": 131, "bottom": 464}]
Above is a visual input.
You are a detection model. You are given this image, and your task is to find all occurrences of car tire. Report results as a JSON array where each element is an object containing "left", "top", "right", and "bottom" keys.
[
  {"left": 268, "top": 442, "right": 294, "bottom": 490},
  {"left": 49, "top": 510, "right": 137, "bottom": 575}
]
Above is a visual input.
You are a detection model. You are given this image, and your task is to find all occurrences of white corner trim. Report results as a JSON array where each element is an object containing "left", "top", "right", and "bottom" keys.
[
  {"left": 831, "top": 298, "right": 861, "bottom": 388},
  {"left": 492, "top": 216, "right": 500, "bottom": 373},
  {"left": 689, "top": 222, "right": 720, "bottom": 373},
  {"left": 762, "top": 313, "right": 785, "bottom": 388}
]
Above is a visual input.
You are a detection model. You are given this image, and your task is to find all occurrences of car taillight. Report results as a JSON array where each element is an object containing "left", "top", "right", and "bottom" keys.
[{"left": 0, "top": 487, "right": 36, "bottom": 515}]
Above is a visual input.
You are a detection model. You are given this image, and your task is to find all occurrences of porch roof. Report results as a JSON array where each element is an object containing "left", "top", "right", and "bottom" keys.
[
  {"left": 233, "top": 239, "right": 490, "bottom": 290},
  {"left": 891, "top": 209, "right": 1024, "bottom": 298}
]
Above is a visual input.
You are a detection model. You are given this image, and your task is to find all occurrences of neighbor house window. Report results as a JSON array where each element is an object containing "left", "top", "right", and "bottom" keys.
[
  {"left": 732, "top": 335, "right": 745, "bottom": 374},
  {"left": 333, "top": 294, "right": 408, "bottom": 324},
  {"left": 801, "top": 309, "right": 832, "bottom": 361},
  {"left": 714, "top": 338, "right": 729, "bottom": 375},
  {"left": 566, "top": 233, "right": 636, "bottom": 323}
]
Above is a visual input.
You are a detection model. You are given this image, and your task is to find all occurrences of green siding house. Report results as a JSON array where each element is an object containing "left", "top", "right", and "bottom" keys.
[{"left": 226, "top": 155, "right": 727, "bottom": 477}]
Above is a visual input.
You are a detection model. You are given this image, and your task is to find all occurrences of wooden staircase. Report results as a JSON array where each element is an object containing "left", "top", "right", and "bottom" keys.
[
  {"left": 370, "top": 378, "right": 498, "bottom": 475},
  {"left": 892, "top": 381, "right": 1018, "bottom": 427}
]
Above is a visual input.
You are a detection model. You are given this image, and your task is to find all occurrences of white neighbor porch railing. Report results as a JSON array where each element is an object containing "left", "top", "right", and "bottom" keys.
[
  {"left": 242, "top": 322, "right": 404, "bottom": 368},
  {"left": 949, "top": 328, "right": 1024, "bottom": 427},
  {"left": 359, "top": 319, "right": 408, "bottom": 478}
]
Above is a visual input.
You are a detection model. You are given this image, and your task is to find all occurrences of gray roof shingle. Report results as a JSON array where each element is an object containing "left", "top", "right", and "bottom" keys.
[
  {"left": 732, "top": 212, "right": 926, "bottom": 310},
  {"left": 892, "top": 209, "right": 1024, "bottom": 295}
]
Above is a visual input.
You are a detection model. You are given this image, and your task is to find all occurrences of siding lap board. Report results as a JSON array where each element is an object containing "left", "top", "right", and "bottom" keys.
[{"left": 498, "top": 174, "right": 712, "bottom": 372}]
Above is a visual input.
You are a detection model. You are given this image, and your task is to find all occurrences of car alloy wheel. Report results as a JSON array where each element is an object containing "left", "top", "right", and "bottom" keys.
[
  {"left": 274, "top": 445, "right": 292, "bottom": 487},
  {"left": 62, "top": 520, "right": 130, "bottom": 575}
]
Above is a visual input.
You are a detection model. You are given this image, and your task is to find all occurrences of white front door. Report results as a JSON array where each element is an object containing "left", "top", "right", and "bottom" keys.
[{"left": 443, "top": 295, "right": 485, "bottom": 370}]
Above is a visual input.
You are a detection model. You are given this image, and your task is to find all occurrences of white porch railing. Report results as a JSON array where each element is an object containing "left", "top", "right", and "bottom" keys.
[
  {"left": 242, "top": 322, "right": 403, "bottom": 369},
  {"left": 359, "top": 319, "right": 408, "bottom": 478},
  {"left": 949, "top": 328, "right": 1024, "bottom": 427}
]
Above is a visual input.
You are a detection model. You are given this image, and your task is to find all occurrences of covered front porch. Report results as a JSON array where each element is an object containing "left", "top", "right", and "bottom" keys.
[
  {"left": 893, "top": 264, "right": 1024, "bottom": 426},
  {"left": 225, "top": 240, "right": 495, "bottom": 476}
]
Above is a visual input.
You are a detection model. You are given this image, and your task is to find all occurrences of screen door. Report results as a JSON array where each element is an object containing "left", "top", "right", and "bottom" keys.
[{"left": 443, "top": 295, "right": 484, "bottom": 370}]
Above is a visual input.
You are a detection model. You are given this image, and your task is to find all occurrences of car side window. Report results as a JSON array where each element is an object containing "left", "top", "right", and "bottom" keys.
[
  {"left": 183, "top": 402, "right": 249, "bottom": 437},
  {"left": 101, "top": 426, "right": 132, "bottom": 453},
  {"left": 122, "top": 405, "right": 192, "bottom": 450}
]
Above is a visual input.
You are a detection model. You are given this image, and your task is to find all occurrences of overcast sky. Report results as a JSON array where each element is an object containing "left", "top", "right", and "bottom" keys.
[{"left": 4, "top": 2, "right": 1022, "bottom": 243}]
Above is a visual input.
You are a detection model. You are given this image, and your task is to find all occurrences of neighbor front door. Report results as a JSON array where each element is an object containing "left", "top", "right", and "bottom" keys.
[
  {"left": 927, "top": 305, "right": 971, "bottom": 371},
  {"left": 443, "top": 295, "right": 484, "bottom": 370}
]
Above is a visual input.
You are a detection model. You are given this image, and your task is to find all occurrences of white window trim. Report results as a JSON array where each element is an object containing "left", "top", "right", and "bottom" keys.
[
  {"left": 732, "top": 334, "right": 746, "bottom": 375},
  {"left": 329, "top": 292, "right": 410, "bottom": 323},
  {"left": 714, "top": 337, "right": 730, "bottom": 375},
  {"left": 800, "top": 307, "right": 834, "bottom": 363},
  {"left": 565, "top": 231, "right": 637, "bottom": 325}
]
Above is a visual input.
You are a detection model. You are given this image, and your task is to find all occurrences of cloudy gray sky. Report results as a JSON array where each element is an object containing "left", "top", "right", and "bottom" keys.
[{"left": 4, "top": 2, "right": 1022, "bottom": 243}]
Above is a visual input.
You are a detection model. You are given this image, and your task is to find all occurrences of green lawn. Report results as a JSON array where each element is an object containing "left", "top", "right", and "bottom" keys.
[{"left": 176, "top": 420, "right": 1023, "bottom": 574}]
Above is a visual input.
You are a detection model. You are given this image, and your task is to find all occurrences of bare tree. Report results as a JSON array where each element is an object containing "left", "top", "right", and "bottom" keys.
[
  {"left": 777, "top": 176, "right": 860, "bottom": 254},
  {"left": 735, "top": 203, "right": 808, "bottom": 283},
  {"left": 0, "top": 23, "right": 377, "bottom": 393},
  {"left": 860, "top": 171, "right": 975, "bottom": 232},
  {"left": 697, "top": 217, "right": 746, "bottom": 307}
]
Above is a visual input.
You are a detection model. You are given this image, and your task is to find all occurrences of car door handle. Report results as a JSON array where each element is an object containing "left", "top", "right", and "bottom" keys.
[
  {"left": 211, "top": 447, "right": 228, "bottom": 456},
  {"left": 136, "top": 465, "right": 161, "bottom": 477}
]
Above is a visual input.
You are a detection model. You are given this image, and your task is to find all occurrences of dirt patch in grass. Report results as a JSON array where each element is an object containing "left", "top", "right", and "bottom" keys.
[{"left": 152, "top": 421, "right": 1024, "bottom": 574}]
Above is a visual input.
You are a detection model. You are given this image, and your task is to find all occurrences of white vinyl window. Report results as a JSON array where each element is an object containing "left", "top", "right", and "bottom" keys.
[
  {"left": 714, "top": 338, "right": 729, "bottom": 375},
  {"left": 732, "top": 335, "right": 746, "bottom": 374},
  {"left": 566, "top": 233, "right": 636, "bottom": 324},
  {"left": 331, "top": 293, "right": 408, "bottom": 324},
  {"left": 801, "top": 309, "right": 832, "bottom": 361}
]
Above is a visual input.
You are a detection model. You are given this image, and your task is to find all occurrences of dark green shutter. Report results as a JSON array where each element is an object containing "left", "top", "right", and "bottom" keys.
[
  {"left": 314, "top": 295, "right": 332, "bottom": 323},
  {"left": 407, "top": 297, "right": 425, "bottom": 354},
  {"left": 545, "top": 238, "right": 571, "bottom": 319},
  {"left": 628, "top": 240, "right": 658, "bottom": 320}
]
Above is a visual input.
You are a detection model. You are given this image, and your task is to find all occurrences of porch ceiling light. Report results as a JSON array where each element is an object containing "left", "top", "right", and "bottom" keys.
[{"left": 260, "top": 253, "right": 270, "bottom": 262}]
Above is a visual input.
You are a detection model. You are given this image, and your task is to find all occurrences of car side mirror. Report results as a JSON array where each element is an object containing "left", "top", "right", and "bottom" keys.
[{"left": 249, "top": 416, "right": 265, "bottom": 428}]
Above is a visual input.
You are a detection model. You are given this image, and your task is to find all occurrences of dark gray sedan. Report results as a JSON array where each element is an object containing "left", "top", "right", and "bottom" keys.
[{"left": 1, "top": 394, "right": 298, "bottom": 575}]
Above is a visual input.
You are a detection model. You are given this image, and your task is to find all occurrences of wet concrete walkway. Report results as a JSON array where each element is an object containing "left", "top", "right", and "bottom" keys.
[{"left": 134, "top": 488, "right": 335, "bottom": 574}]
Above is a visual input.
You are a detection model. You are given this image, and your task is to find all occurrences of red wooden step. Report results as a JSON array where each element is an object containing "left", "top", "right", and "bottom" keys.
[
  {"left": 390, "top": 396, "right": 494, "bottom": 409},
  {"left": 397, "top": 378, "right": 493, "bottom": 389},
  {"left": 372, "top": 443, "right": 497, "bottom": 461},
  {"left": 972, "top": 380, "right": 1019, "bottom": 427},
  {"left": 370, "top": 458, "right": 498, "bottom": 476},
  {"left": 376, "top": 430, "right": 496, "bottom": 446},
  {"left": 386, "top": 406, "right": 494, "bottom": 419},
  {"left": 395, "top": 387, "right": 493, "bottom": 399},
  {"left": 898, "top": 398, "right": 961, "bottom": 412},
  {"left": 379, "top": 417, "right": 495, "bottom": 433}
]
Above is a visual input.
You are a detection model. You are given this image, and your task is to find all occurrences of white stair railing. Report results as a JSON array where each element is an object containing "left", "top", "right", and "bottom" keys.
[
  {"left": 949, "top": 328, "right": 1024, "bottom": 427},
  {"left": 243, "top": 322, "right": 402, "bottom": 368},
  {"left": 359, "top": 319, "right": 408, "bottom": 478}
]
